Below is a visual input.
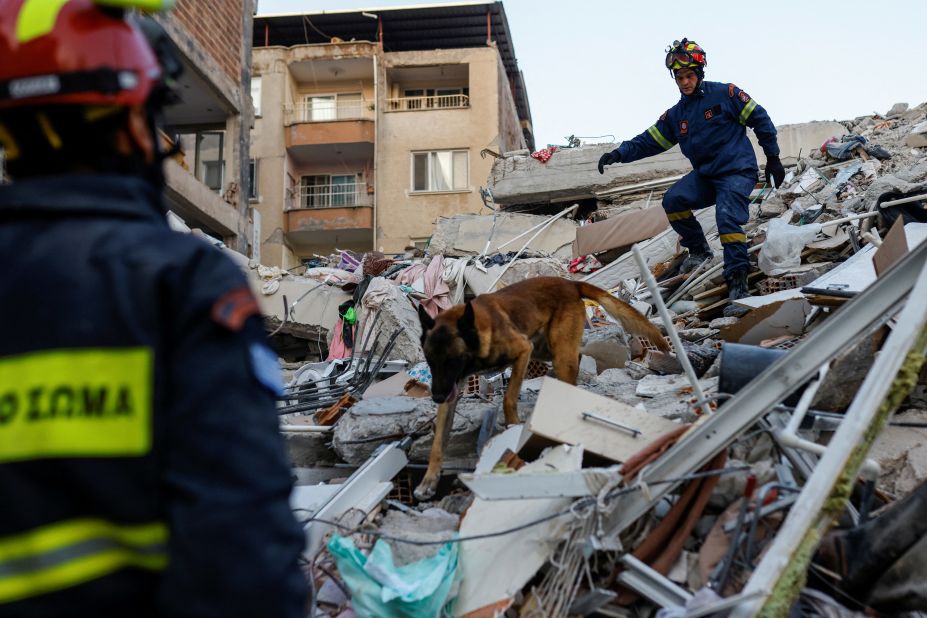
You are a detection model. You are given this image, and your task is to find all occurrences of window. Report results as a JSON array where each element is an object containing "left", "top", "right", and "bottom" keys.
[
  {"left": 300, "top": 174, "right": 360, "bottom": 208},
  {"left": 412, "top": 150, "right": 468, "bottom": 192},
  {"left": 251, "top": 76, "right": 262, "bottom": 117},
  {"left": 194, "top": 131, "right": 224, "bottom": 192},
  {"left": 248, "top": 159, "right": 258, "bottom": 200},
  {"left": 302, "top": 92, "right": 364, "bottom": 122}
]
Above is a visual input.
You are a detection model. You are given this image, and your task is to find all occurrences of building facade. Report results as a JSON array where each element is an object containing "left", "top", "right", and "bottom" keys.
[
  {"left": 156, "top": 0, "right": 256, "bottom": 255},
  {"left": 251, "top": 2, "right": 533, "bottom": 268}
]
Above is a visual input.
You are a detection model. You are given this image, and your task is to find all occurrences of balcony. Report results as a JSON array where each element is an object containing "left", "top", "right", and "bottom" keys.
[
  {"left": 290, "top": 182, "right": 372, "bottom": 210},
  {"left": 387, "top": 93, "right": 469, "bottom": 112},
  {"left": 284, "top": 181, "right": 373, "bottom": 249},
  {"left": 287, "top": 99, "right": 374, "bottom": 124},
  {"left": 285, "top": 99, "right": 375, "bottom": 166}
]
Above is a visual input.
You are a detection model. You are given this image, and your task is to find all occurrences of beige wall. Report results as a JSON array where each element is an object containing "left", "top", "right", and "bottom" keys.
[
  {"left": 376, "top": 47, "right": 524, "bottom": 253},
  {"left": 496, "top": 54, "right": 525, "bottom": 154},
  {"left": 251, "top": 42, "right": 527, "bottom": 264}
]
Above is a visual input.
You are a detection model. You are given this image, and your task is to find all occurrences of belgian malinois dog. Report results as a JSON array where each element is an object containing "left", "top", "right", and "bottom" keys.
[{"left": 413, "top": 276, "right": 669, "bottom": 500}]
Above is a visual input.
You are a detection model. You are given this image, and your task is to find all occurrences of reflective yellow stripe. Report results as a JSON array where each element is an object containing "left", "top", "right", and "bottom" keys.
[
  {"left": 93, "top": 0, "right": 176, "bottom": 11},
  {"left": 36, "top": 112, "right": 62, "bottom": 150},
  {"left": 666, "top": 210, "right": 693, "bottom": 222},
  {"left": 647, "top": 125, "right": 673, "bottom": 150},
  {"left": 0, "top": 519, "right": 167, "bottom": 603},
  {"left": 720, "top": 233, "right": 747, "bottom": 243},
  {"left": 739, "top": 99, "right": 757, "bottom": 125},
  {"left": 0, "top": 124, "right": 20, "bottom": 160},
  {"left": 0, "top": 347, "right": 153, "bottom": 463},
  {"left": 15, "top": 0, "right": 70, "bottom": 44}
]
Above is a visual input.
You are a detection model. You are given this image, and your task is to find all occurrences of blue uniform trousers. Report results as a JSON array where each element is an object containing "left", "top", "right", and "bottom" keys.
[{"left": 662, "top": 171, "right": 756, "bottom": 277}]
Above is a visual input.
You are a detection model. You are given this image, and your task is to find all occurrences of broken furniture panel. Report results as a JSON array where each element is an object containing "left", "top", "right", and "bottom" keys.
[{"left": 527, "top": 378, "right": 678, "bottom": 462}]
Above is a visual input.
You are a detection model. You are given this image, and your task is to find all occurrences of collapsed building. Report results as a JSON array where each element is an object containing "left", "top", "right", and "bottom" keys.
[{"left": 248, "top": 100, "right": 927, "bottom": 617}]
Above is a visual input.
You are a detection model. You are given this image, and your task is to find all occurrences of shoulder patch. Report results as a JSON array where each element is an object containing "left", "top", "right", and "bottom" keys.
[
  {"left": 659, "top": 110, "right": 668, "bottom": 122},
  {"left": 211, "top": 286, "right": 261, "bottom": 332},
  {"left": 729, "top": 83, "right": 736, "bottom": 97},
  {"left": 249, "top": 342, "right": 283, "bottom": 396},
  {"left": 738, "top": 90, "right": 751, "bottom": 104}
]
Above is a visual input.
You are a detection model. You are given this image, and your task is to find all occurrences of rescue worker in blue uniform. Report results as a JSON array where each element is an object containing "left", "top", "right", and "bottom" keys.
[
  {"left": 0, "top": 1, "right": 307, "bottom": 615},
  {"left": 598, "top": 39, "right": 786, "bottom": 316}
]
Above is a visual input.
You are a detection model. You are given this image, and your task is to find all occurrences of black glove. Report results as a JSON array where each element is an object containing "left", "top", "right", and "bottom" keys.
[
  {"left": 765, "top": 155, "right": 785, "bottom": 189},
  {"left": 597, "top": 150, "right": 621, "bottom": 174}
]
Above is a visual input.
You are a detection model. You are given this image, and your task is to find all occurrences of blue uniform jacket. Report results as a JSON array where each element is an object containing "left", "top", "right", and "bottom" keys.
[
  {"left": 0, "top": 175, "right": 307, "bottom": 617},
  {"left": 616, "top": 80, "right": 779, "bottom": 177}
]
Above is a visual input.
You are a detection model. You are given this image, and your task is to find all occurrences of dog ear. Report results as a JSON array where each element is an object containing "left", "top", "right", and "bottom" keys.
[
  {"left": 457, "top": 301, "right": 480, "bottom": 350},
  {"left": 417, "top": 303, "right": 435, "bottom": 335}
]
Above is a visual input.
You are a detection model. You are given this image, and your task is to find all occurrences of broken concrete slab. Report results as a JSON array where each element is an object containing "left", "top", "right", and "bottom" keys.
[
  {"left": 332, "top": 395, "right": 535, "bottom": 465},
  {"left": 464, "top": 257, "right": 569, "bottom": 295},
  {"left": 253, "top": 273, "right": 350, "bottom": 339},
  {"left": 905, "top": 121, "right": 927, "bottom": 148},
  {"left": 750, "top": 121, "right": 849, "bottom": 165},
  {"left": 581, "top": 325, "right": 631, "bottom": 372},
  {"left": 359, "top": 277, "right": 424, "bottom": 365},
  {"left": 635, "top": 374, "right": 717, "bottom": 399},
  {"left": 427, "top": 212, "right": 577, "bottom": 259},
  {"left": 375, "top": 509, "right": 459, "bottom": 566},
  {"left": 573, "top": 206, "right": 670, "bottom": 257},
  {"left": 489, "top": 143, "right": 691, "bottom": 207},
  {"left": 870, "top": 410, "right": 927, "bottom": 496},
  {"left": 281, "top": 427, "right": 339, "bottom": 467}
]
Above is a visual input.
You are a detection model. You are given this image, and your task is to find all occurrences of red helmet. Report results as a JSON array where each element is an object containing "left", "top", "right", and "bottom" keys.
[
  {"left": 665, "top": 38, "right": 707, "bottom": 73},
  {"left": 0, "top": 0, "right": 172, "bottom": 110}
]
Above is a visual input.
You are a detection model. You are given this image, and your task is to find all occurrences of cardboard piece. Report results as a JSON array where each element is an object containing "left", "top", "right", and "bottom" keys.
[
  {"left": 526, "top": 377, "right": 678, "bottom": 463},
  {"left": 717, "top": 299, "right": 811, "bottom": 345},
  {"left": 573, "top": 206, "right": 670, "bottom": 257},
  {"left": 873, "top": 217, "right": 909, "bottom": 276},
  {"left": 363, "top": 371, "right": 413, "bottom": 399}
]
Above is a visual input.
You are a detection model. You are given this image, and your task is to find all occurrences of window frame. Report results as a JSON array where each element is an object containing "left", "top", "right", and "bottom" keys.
[
  {"left": 251, "top": 76, "right": 262, "bottom": 117},
  {"left": 410, "top": 149, "right": 469, "bottom": 193},
  {"left": 194, "top": 131, "right": 224, "bottom": 193},
  {"left": 248, "top": 159, "right": 258, "bottom": 201}
]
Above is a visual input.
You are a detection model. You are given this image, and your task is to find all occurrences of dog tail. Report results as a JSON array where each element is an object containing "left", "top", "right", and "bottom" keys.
[{"left": 576, "top": 282, "right": 670, "bottom": 352}]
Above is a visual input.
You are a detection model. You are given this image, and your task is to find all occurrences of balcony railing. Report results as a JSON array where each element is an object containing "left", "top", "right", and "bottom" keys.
[
  {"left": 289, "top": 99, "right": 374, "bottom": 124},
  {"left": 288, "top": 182, "right": 372, "bottom": 209},
  {"left": 387, "top": 94, "right": 469, "bottom": 112}
]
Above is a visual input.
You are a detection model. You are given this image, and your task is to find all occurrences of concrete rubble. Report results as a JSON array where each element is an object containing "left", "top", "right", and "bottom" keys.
[{"left": 261, "top": 102, "right": 927, "bottom": 617}]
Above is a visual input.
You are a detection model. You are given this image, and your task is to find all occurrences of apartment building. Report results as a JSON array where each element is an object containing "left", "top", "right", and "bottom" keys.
[
  {"left": 251, "top": 1, "right": 533, "bottom": 268},
  {"left": 156, "top": 0, "right": 256, "bottom": 255}
]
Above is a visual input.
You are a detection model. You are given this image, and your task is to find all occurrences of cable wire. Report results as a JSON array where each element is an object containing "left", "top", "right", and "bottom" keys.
[{"left": 296, "top": 465, "right": 751, "bottom": 546}]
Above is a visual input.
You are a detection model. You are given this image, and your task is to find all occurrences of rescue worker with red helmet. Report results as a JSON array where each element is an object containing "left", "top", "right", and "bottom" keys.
[
  {"left": 598, "top": 38, "right": 786, "bottom": 316},
  {"left": 0, "top": 1, "right": 307, "bottom": 615}
]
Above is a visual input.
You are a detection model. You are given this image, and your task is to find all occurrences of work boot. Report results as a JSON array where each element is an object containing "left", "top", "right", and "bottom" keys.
[
  {"left": 722, "top": 270, "right": 750, "bottom": 318},
  {"left": 679, "top": 242, "right": 713, "bottom": 274}
]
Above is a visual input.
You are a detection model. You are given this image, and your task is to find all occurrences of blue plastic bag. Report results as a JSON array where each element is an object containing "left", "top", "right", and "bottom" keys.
[{"left": 328, "top": 534, "right": 458, "bottom": 618}]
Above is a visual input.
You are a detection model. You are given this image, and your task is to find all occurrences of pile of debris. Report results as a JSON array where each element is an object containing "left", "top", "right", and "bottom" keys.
[{"left": 259, "top": 102, "right": 927, "bottom": 617}]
